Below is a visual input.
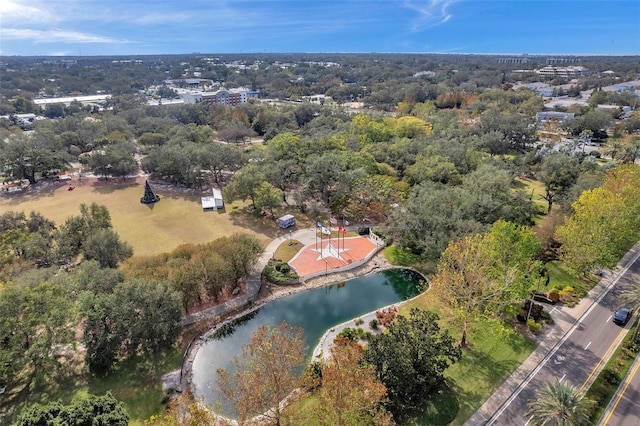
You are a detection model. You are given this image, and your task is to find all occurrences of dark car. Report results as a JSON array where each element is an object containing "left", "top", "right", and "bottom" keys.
[
  {"left": 532, "top": 293, "right": 556, "bottom": 305},
  {"left": 613, "top": 308, "right": 631, "bottom": 326}
]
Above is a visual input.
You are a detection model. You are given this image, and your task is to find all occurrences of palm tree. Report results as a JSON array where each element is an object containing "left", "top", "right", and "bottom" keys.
[{"left": 526, "top": 380, "right": 593, "bottom": 426}]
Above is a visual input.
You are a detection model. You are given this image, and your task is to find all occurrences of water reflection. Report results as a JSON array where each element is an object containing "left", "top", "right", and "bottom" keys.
[{"left": 191, "top": 268, "right": 424, "bottom": 412}]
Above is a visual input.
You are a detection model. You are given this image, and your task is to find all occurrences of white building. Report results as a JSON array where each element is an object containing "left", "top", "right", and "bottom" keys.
[{"left": 535, "top": 66, "right": 589, "bottom": 79}]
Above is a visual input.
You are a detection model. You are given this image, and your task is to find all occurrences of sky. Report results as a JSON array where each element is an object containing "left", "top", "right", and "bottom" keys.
[{"left": 1, "top": 0, "right": 638, "bottom": 56}]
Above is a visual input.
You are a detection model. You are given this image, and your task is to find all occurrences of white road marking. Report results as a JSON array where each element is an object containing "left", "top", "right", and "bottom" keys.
[{"left": 585, "top": 341, "right": 592, "bottom": 350}]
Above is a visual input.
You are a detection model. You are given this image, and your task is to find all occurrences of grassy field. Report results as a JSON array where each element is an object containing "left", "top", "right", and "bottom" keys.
[
  {"left": 0, "top": 177, "right": 293, "bottom": 256},
  {"left": 513, "top": 176, "right": 548, "bottom": 213},
  {"left": 398, "top": 288, "right": 536, "bottom": 425}
]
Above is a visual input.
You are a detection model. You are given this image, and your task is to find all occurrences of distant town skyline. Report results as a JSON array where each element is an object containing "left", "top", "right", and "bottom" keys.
[{"left": 1, "top": 0, "right": 639, "bottom": 57}]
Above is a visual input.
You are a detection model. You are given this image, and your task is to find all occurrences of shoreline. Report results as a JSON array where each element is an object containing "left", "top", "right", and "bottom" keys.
[{"left": 174, "top": 250, "right": 397, "bottom": 397}]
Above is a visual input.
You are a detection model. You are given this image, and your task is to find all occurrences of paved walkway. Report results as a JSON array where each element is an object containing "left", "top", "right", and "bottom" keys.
[
  {"left": 464, "top": 243, "right": 640, "bottom": 425},
  {"left": 177, "top": 227, "right": 389, "bottom": 394},
  {"left": 289, "top": 235, "right": 378, "bottom": 277}
]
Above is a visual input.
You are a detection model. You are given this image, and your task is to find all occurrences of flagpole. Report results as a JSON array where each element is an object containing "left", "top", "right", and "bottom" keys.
[{"left": 328, "top": 219, "right": 331, "bottom": 256}]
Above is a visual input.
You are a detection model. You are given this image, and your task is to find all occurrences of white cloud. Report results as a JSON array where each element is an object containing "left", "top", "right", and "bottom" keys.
[
  {"left": 403, "top": 0, "right": 462, "bottom": 31},
  {"left": 0, "top": 28, "right": 129, "bottom": 44},
  {"left": 0, "top": 0, "right": 55, "bottom": 23}
]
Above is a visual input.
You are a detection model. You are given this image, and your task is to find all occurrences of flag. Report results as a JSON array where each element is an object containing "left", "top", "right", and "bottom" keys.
[
  {"left": 341, "top": 227, "right": 347, "bottom": 234},
  {"left": 321, "top": 226, "right": 331, "bottom": 235},
  {"left": 330, "top": 215, "right": 337, "bottom": 225},
  {"left": 315, "top": 219, "right": 322, "bottom": 228},
  {"left": 338, "top": 226, "right": 344, "bottom": 233},
  {"left": 343, "top": 219, "right": 349, "bottom": 226}
]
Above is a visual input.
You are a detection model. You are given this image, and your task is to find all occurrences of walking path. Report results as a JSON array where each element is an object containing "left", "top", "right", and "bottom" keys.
[
  {"left": 464, "top": 243, "right": 640, "bottom": 425},
  {"left": 173, "top": 227, "right": 391, "bottom": 394}
]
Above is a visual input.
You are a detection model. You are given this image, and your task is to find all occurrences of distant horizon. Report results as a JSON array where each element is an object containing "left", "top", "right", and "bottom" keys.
[
  {"left": 1, "top": 1, "right": 638, "bottom": 57},
  {"left": 2, "top": 52, "right": 639, "bottom": 59}
]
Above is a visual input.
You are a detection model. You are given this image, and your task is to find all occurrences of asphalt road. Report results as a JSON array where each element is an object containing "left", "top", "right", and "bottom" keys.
[
  {"left": 485, "top": 250, "right": 640, "bottom": 426},
  {"left": 599, "top": 353, "right": 640, "bottom": 426}
]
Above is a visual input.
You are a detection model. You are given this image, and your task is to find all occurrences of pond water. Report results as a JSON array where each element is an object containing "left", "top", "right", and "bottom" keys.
[{"left": 191, "top": 268, "right": 425, "bottom": 412}]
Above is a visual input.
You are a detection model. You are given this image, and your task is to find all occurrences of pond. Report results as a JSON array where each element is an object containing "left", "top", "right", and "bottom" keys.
[{"left": 191, "top": 268, "right": 425, "bottom": 413}]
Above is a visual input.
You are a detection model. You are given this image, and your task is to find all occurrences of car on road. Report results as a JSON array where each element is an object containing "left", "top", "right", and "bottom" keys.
[{"left": 613, "top": 308, "right": 631, "bottom": 326}]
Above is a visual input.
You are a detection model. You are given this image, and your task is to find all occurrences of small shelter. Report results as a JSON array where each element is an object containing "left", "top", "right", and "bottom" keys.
[
  {"left": 278, "top": 214, "right": 296, "bottom": 228},
  {"left": 201, "top": 188, "right": 224, "bottom": 210}
]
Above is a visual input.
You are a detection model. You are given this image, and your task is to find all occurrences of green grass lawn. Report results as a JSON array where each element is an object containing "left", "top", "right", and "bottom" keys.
[
  {"left": 545, "top": 260, "right": 598, "bottom": 297},
  {"left": 0, "top": 178, "right": 282, "bottom": 256},
  {"left": 2, "top": 347, "right": 184, "bottom": 426},
  {"left": 273, "top": 240, "right": 303, "bottom": 262},
  {"left": 399, "top": 286, "right": 537, "bottom": 425},
  {"left": 514, "top": 176, "right": 547, "bottom": 211},
  {"left": 383, "top": 246, "right": 422, "bottom": 267}
]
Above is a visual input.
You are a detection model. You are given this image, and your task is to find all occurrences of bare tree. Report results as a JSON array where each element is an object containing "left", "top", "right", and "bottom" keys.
[{"left": 217, "top": 322, "right": 306, "bottom": 425}]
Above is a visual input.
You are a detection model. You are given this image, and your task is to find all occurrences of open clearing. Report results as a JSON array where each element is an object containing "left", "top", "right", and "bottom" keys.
[{"left": 0, "top": 177, "right": 283, "bottom": 256}]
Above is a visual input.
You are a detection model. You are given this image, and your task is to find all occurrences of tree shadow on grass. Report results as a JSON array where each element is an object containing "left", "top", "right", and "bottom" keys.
[
  {"left": 229, "top": 210, "right": 282, "bottom": 240},
  {"left": 398, "top": 382, "right": 460, "bottom": 426},
  {"left": 0, "top": 181, "right": 64, "bottom": 205},
  {"left": 90, "top": 178, "right": 141, "bottom": 194},
  {"left": 445, "top": 343, "right": 532, "bottom": 424}
]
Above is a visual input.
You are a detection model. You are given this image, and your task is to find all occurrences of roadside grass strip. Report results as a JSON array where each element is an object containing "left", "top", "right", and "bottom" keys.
[{"left": 584, "top": 318, "right": 639, "bottom": 422}]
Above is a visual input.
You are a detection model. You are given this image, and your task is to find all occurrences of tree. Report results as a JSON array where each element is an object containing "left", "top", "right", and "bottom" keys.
[
  {"left": 200, "top": 143, "right": 245, "bottom": 185},
  {"left": 217, "top": 322, "right": 307, "bottom": 425},
  {"left": 145, "top": 393, "right": 223, "bottom": 425},
  {"left": 79, "top": 278, "right": 181, "bottom": 374},
  {"left": 474, "top": 109, "right": 537, "bottom": 151},
  {"left": 307, "top": 338, "right": 393, "bottom": 426},
  {"left": 56, "top": 203, "right": 132, "bottom": 267},
  {"left": 430, "top": 220, "right": 542, "bottom": 347},
  {"left": 537, "top": 152, "right": 580, "bottom": 213},
  {"left": 0, "top": 281, "right": 74, "bottom": 394},
  {"left": 386, "top": 182, "right": 484, "bottom": 263},
  {"left": 404, "top": 154, "right": 462, "bottom": 185},
  {"left": 82, "top": 228, "right": 133, "bottom": 268},
  {"left": 556, "top": 165, "right": 640, "bottom": 275},
  {"left": 217, "top": 125, "right": 257, "bottom": 144},
  {"left": 0, "top": 133, "right": 65, "bottom": 184},
  {"left": 362, "top": 308, "right": 461, "bottom": 412},
  {"left": 429, "top": 233, "right": 491, "bottom": 348},
  {"left": 0, "top": 211, "right": 57, "bottom": 274},
  {"left": 224, "top": 164, "right": 266, "bottom": 210},
  {"left": 526, "top": 380, "right": 593, "bottom": 426},
  {"left": 13, "top": 392, "right": 129, "bottom": 426},
  {"left": 254, "top": 181, "right": 283, "bottom": 217},
  {"left": 112, "top": 279, "right": 182, "bottom": 354},
  {"left": 86, "top": 142, "right": 137, "bottom": 180},
  {"left": 304, "top": 151, "right": 350, "bottom": 205}
]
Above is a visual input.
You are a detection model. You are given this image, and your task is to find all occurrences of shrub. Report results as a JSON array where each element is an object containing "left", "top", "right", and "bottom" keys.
[
  {"left": 375, "top": 306, "right": 398, "bottom": 326},
  {"left": 263, "top": 259, "right": 299, "bottom": 283},
  {"left": 548, "top": 290, "right": 560, "bottom": 302},
  {"left": 527, "top": 319, "right": 542, "bottom": 333},
  {"left": 337, "top": 327, "right": 358, "bottom": 341},
  {"left": 558, "top": 286, "right": 575, "bottom": 298},
  {"left": 278, "top": 262, "right": 290, "bottom": 273},
  {"left": 369, "top": 319, "right": 379, "bottom": 330},
  {"left": 539, "top": 310, "right": 554, "bottom": 324},
  {"left": 601, "top": 368, "right": 621, "bottom": 386},
  {"left": 354, "top": 317, "right": 364, "bottom": 326}
]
